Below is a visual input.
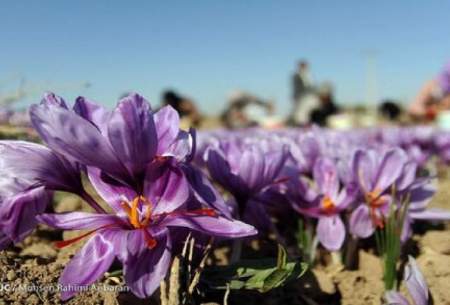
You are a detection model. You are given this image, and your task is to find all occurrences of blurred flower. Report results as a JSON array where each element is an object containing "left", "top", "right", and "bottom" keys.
[
  {"left": 349, "top": 148, "right": 407, "bottom": 238},
  {"left": 204, "top": 140, "right": 288, "bottom": 230},
  {"left": 289, "top": 157, "right": 356, "bottom": 250},
  {"left": 384, "top": 256, "right": 429, "bottom": 305},
  {"left": 0, "top": 141, "right": 82, "bottom": 247}
]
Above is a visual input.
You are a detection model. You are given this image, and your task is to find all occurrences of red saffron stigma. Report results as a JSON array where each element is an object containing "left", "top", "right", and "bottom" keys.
[
  {"left": 54, "top": 224, "right": 115, "bottom": 249},
  {"left": 186, "top": 208, "right": 217, "bottom": 217},
  {"left": 143, "top": 229, "right": 157, "bottom": 249},
  {"left": 54, "top": 229, "right": 98, "bottom": 249}
]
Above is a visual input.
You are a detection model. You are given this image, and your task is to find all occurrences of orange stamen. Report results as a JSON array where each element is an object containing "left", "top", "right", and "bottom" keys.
[
  {"left": 366, "top": 190, "right": 386, "bottom": 207},
  {"left": 121, "top": 196, "right": 153, "bottom": 229},
  {"left": 321, "top": 196, "right": 336, "bottom": 214},
  {"left": 129, "top": 197, "right": 140, "bottom": 228},
  {"left": 365, "top": 190, "right": 387, "bottom": 228}
]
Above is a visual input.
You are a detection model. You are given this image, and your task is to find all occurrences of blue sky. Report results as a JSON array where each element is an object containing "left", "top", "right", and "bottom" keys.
[{"left": 1, "top": 1, "right": 449, "bottom": 115}]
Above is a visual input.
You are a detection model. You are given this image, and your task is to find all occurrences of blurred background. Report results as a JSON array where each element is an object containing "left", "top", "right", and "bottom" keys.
[{"left": 1, "top": 0, "right": 450, "bottom": 130}]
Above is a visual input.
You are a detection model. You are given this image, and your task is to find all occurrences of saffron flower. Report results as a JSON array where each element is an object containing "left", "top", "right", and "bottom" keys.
[
  {"left": 395, "top": 160, "right": 450, "bottom": 241},
  {"left": 204, "top": 140, "right": 288, "bottom": 229},
  {"left": 349, "top": 148, "right": 407, "bottom": 238},
  {"left": 384, "top": 256, "right": 429, "bottom": 305},
  {"left": 38, "top": 162, "right": 256, "bottom": 300},
  {"left": 289, "top": 157, "right": 356, "bottom": 251},
  {"left": 0, "top": 141, "right": 83, "bottom": 247},
  {"left": 30, "top": 92, "right": 195, "bottom": 190}
]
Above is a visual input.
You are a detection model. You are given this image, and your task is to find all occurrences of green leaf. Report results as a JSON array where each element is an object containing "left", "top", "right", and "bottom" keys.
[
  {"left": 277, "top": 244, "right": 287, "bottom": 269},
  {"left": 203, "top": 244, "right": 308, "bottom": 293}
]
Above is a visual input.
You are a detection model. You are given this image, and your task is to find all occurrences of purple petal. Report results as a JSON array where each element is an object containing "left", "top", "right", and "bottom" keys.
[
  {"left": 404, "top": 256, "right": 428, "bottom": 305},
  {"left": 101, "top": 228, "right": 142, "bottom": 263},
  {"left": 313, "top": 157, "right": 339, "bottom": 200},
  {"left": 335, "top": 183, "right": 358, "bottom": 210},
  {"left": 41, "top": 92, "right": 68, "bottom": 108},
  {"left": 30, "top": 101, "right": 127, "bottom": 179},
  {"left": 0, "top": 186, "right": 50, "bottom": 243},
  {"left": 242, "top": 199, "right": 273, "bottom": 233},
  {"left": 87, "top": 167, "right": 137, "bottom": 213},
  {"left": 384, "top": 291, "right": 410, "bottom": 305},
  {"left": 73, "top": 96, "right": 110, "bottom": 134},
  {"left": 161, "top": 214, "right": 257, "bottom": 238},
  {"left": 181, "top": 165, "right": 232, "bottom": 218},
  {"left": 154, "top": 105, "right": 180, "bottom": 155},
  {"left": 238, "top": 146, "right": 266, "bottom": 192},
  {"left": 60, "top": 233, "right": 115, "bottom": 300},
  {"left": 124, "top": 229, "right": 171, "bottom": 298},
  {"left": 410, "top": 208, "right": 450, "bottom": 220},
  {"left": 349, "top": 204, "right": 375, "bottom": 238},
  {"left": 262, "top": 148, "right": 289, "bottom": 186},
  {"left": 396, "top": 161, "right": 418, "bottom": 192},
  {"left": 37, "top": 212, "right": 120, "bottom": 230},
  {"left": 166, "top": 130, "right": 195, "bottom": 161},
  {"left": 0, "top": 141, "right": 82, "bottom": 193},
  {"left": 107, "top": 93, "right": 157, "bottom": 175},
  {"left": 408, "top": 183, "right": 435, "bottom": 211},
  {"left": 374, "top": 149, "right": 406, "bottom": 193},
  {"left": 317, "top": 215, "right": 345, "bottom": 251},
  {"left": 206, "top": 148, "right": 244, "bottom": 195},
  {"left": 401, "top": 215, "right": 412, "bottom": 243},
  {"left": 143, "top": 162, "right": 189, "bottom": 215},
  {"left": 353, "top": 150, "right": 376, "bottom": 193}
]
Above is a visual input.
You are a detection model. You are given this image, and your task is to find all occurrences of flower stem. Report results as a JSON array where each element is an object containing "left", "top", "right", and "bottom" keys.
[
  {"left": 344, "top": 235, "right": 359, "bottom": 270},
  {"left": 80, "top": 191, "right": 107, "bottom": 214}
]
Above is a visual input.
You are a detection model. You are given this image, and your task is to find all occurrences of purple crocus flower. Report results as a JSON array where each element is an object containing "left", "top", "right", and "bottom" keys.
[
  {"left": 289, "top": 158, "right": 356, "bottom": 251},
  {"left": 204, "top": 141, "right": 288, "bottom": 230},
  {"left": 0, "top": 141, "right": 83, "bottom": 247},
  {"left": 30, "top": 92, "right": 194, "bottom": 190},
  {"left": 38, "top": 162, "right": 256, "bottom": 300},
  {"left": 384, "top": 256, "right": 429, "bottom": 305},
  {"left": 349, "top": 148, "right": 407, "bottom": 238},
  {"left": 395, "top": 161, "right": 450, "bottom": 241}
]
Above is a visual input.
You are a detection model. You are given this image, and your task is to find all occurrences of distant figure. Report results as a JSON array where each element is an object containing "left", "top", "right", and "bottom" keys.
[
  {"left": 221, "top": 91, "right": 274, "bottom": 129},
  {"left": 310, "top": 82, "right": 339, "bottom": 126},
  {"left": 290, "top": 60, "right": 319, "bottom": 125},
  {"left": 162, "top": 90, "right": 201, "bottom": 126},
  {"left": 379, "top": 100, "right": 402, "bottom": 121},
  {"left": 409, "top": 61, "right": 450, "bottom": 120}
]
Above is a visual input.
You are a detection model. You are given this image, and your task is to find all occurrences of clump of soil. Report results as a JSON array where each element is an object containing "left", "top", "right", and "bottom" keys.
[{"left": 333, "top": 251, "right": 384, "bottom": 305}]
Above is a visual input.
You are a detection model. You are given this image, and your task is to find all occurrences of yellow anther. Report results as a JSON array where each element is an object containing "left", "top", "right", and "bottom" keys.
[
  {"left": 322, "top": 196, "right": 336, "bottom": 212},
  {"left": 121, "top": 196, "right": 153, "bottom": 229}
]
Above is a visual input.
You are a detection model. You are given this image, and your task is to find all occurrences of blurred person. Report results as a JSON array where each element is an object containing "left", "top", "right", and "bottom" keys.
[
  {"left": 409, "top": 61, "right": 450, "bottom": 120},
  {"left": 289, "top": 60, "right": 319, "bottom": 125},
  {"left": 162, "top": 90, "right": 201, "bottom": 126},
  {"left": 378, "top": 99, "right": 402, "bottom": 122},
  {"left": 310, "top": 82, "right": 339, "bottom": 126},
  {"left": 221, "top": 90, "right": 275, "bottom": 129}
]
